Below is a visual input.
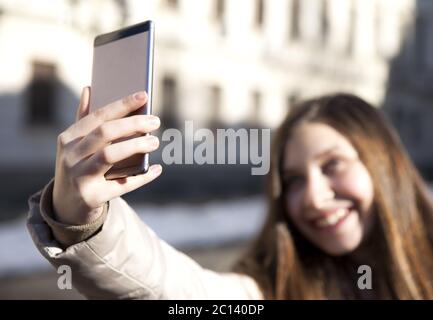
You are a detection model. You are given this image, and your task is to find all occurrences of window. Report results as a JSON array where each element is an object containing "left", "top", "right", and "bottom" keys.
[
  {"left": 164, "top": 0, "right": 178, "bottom": 9},
  {"left": 213, "top": 0, "right": 226, "bottom": 35},
  {"left": 321, "top": 0, "right": 329, "bottom": 44},
  {"left": 214, "top": 0, "right": 224, "bottom": 22},
  {"left": 255, "top": 0, "right": 264, "bottom": 29},
  {"left": 26, "top": 62, "right": 58, "bottom": 127},
  {"left": 161, "top": 76, "right": 178, "bottom": 129},
  {"left": 290, "top": 0, "right": 300, "bottom": 40},
  {"left": 213, "top": 0, "right": 227, "bottom": 35},
  {"left": 114, "top": 0, "right": 128, "bottom": 26}
]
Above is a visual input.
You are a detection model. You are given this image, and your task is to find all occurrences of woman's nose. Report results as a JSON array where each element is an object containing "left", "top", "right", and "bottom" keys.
[{"left": 303, "top": 170, "right": 335, "bottom": 210}]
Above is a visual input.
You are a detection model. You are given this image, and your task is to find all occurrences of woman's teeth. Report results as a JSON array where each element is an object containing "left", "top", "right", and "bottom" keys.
[{"left": 315, "top": 208, "right": 349, "bottom": 228}]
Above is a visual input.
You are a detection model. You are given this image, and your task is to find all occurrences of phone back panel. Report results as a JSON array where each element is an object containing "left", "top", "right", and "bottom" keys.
[{"left": 90, "top": 21, "right": 154, "bottom": 179}]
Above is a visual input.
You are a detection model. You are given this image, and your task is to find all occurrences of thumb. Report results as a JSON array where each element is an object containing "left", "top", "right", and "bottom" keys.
[{"left": 75, "top": 86, "right": 91, "bottom": 122}]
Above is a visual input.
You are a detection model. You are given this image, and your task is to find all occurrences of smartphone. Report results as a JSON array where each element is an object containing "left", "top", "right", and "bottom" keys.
[{"left": 89, "top": 20, "right": 155, "bottom": 180}]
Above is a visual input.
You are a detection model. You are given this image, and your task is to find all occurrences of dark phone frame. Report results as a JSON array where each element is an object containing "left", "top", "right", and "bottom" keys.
[{"left": 92, "top": 20, "right": 155, "bottom": 180}]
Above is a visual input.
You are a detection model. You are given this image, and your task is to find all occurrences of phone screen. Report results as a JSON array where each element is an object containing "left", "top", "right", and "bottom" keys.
[{"left": 90, "top": 20, "right": 154, "bottom": 179}]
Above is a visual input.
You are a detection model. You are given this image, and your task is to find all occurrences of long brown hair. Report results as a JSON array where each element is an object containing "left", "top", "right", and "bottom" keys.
[{"left": 234, "top": 93, "right": 433, "bottom": 299}]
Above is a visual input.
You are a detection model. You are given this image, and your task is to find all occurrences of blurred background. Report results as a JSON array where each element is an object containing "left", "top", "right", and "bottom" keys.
[{"left": 0, "top": 0, "right": 433, "bottom": 299}]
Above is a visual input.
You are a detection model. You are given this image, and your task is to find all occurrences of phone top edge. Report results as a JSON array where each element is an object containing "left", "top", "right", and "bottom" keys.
[{"left": 94, "top": 20, "right": 154, "bottom": 47}]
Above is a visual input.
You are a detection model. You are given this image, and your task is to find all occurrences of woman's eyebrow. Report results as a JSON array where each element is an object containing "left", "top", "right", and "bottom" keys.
[{"left": 313, "top": 145, "right": 341, "bottom": 160}]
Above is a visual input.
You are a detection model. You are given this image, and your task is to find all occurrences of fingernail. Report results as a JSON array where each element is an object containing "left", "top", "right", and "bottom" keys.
[
  {"left": 149, "top": 116, "right": 160, "bottom": 127},
  {"left": 133, "top": 91, "right": 146, "bottom": 101},
  {"left": 148, "top": 136, "right": 159, "bottom": 147},
  {"left": 151, "top": 164, "right": 162, "bottom": 174}
]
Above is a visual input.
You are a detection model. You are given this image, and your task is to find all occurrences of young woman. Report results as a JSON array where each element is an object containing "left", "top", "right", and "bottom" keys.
[
  {"left": 27, "top": 88, "right": 433, "bottom": 299},
  {"left": 234, "top": 93, "right": 433, "bottom": 299}
]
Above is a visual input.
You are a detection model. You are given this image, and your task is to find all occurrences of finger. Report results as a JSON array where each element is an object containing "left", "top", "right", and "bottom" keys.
[
  {"left": 74, "top": 115, "right": 160, "bottom": 161},
  {"left": 65, "top": 91, "right": 148, "bottom": 143},
  {"left": 82, "top": 135, "right": 160, "bottom": 175},
  {"left": 75, "top": 87, "right": 91, "bottom": 121},
  {"left": 104, "top": 164, "right": 163, "bottom": 199}
]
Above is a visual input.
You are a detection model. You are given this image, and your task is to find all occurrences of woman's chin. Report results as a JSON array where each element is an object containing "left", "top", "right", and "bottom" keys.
[{"left": 315, "top": 233, "right": 363, "bottom": 256}]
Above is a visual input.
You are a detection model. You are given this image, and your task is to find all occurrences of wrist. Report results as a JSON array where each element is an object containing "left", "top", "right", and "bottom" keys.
[{"left": 53, "top": 198, "right": 104, "bottom": 226}]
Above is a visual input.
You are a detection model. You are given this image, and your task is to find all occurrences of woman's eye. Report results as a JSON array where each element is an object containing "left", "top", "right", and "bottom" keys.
[{"left": 322, "top": 158, "right": 343, "bottom": 174}]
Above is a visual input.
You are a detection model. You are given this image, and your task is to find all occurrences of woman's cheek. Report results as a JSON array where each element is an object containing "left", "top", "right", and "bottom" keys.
[{"left": 338, "top": 164, "right": 374, "bottom": 216}]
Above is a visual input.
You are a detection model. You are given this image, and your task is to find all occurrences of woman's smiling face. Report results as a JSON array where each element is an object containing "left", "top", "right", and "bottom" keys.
[{"left": 283, "top": 122, "right": 375, "bottom": 256}]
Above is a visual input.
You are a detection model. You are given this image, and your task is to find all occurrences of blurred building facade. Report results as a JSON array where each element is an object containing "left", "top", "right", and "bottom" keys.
[
  {"left": 0, "top": 0, "right": 432, "bottom": 212},
  {"left": 383, "top": 0, "right": 433, "bottom": 178}
]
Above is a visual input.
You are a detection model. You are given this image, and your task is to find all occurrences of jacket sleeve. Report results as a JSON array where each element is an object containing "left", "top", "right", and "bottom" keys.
[{"left": 26, "top": 181, "right": 264, "bottom": 300}]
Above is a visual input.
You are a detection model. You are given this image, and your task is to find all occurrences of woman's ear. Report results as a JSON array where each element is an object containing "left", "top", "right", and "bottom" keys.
[{"left": 75, "top": 86, "right": 91, "bottom": 121}]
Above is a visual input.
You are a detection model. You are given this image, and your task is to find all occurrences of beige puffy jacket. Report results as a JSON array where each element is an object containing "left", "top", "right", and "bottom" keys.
[{"left": 26, "top": 180, "right": 263, "bottom": 300}]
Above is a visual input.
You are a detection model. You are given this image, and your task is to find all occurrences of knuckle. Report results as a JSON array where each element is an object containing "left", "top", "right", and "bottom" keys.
[
  {"left": 62, "top": 157, "right": 75, "bottom": 171},
  {"left": 59, "top": 159, "right": 68, "bottom": 172},
  {"left": 94, "top": 108, "right": 106, "bottom": 121},
  {"left": 57, "top": 133, "right": 68, "bottom": 148},
  {"left": 96, "top": 124, "right": 111, "bottom": 141},
  {"left": 99, "top": 148, "right": 112, "bottom": 164},
  {"left": 122, "top": 95, "right": 134, "bottom": 108}
]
